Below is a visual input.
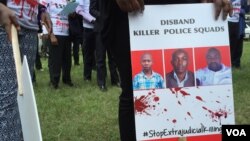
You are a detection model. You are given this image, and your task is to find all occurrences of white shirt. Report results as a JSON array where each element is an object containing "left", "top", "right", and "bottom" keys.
[
  {"left": 228, "top": 0, "right": 241, "bottom": 22},
  {"left": 196, "top": 64, "right": 232, "bottom": 86},
  {"left": 76, "top": 0, "right": 95, "bottom": 29},
  {"left": 7, "top": 0, "right": 39, "bottom": 30},
  {"left": 40, "top": 0, "right": 70, "bottom": 36},
  {"left": 173, "top": 71, "right": 188, "bottom": 87}
]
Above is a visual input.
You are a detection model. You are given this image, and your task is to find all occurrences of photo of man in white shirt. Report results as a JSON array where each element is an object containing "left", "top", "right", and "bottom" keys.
[{"left": 196, "top": 47, "right": 232, "bottom": 86}]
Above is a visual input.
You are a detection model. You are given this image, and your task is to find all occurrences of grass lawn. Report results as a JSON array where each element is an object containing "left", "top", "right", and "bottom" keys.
[{"left": 34, "top": 42, "right": 250, "bottom": 141}]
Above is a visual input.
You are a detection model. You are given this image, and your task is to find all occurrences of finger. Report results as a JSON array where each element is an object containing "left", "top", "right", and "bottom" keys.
[
  {"left": 137, "top": 0, "right": 145, "bottom": 11},
  {"left": 222, "top": 0, "right": 231, "bottom": 20},
  {"left": 130, "top": 0, "right": 141, "bottom": 11},
  {"left": 10, "top": 14, "right": 20, "bottom": 31},
  {"left": 5, "top": 23, "right": 12, "bottom": 41},
  {"left": 214, "top": 0, "right": 223, "bottom": 20},
  {"left": 126, "top": 3, "right": 134, "bottom": 12}
]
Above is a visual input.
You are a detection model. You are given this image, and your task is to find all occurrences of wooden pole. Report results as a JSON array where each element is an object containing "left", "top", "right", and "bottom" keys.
[
  {"left": 11, "top": 25, "right": 23, "bottom": 96},
  {"left": 178, "top": 137, "right": 187, "bottom": 141}
]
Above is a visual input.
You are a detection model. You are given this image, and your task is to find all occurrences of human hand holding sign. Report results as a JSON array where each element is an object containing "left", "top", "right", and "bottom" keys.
[
  {"left": 115, "top": 0, "right": 144, "bottom": 12},
  {"left": 201, "top": 0, "right": 233, "bottom": 20},
  {"left": 0, "top": 3, "right": 20, "bottom": 41},
  {"left": 115, "top": 0, "right": 232, "bottom": 20}
]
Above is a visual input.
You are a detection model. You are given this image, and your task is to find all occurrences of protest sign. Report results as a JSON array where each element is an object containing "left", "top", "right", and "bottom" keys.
[{"left": 129, "top": 4, "right": 235, "bottom": 141}]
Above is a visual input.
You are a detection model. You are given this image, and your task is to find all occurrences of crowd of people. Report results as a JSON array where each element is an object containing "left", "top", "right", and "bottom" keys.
[{"left": 0, "top": 0, "right": 243, "bottom": 140}]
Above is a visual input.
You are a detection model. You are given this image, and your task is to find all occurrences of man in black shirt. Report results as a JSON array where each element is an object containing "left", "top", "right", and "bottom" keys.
[{"left": 99, "top": 0, "right": 232, "bottom": 140}]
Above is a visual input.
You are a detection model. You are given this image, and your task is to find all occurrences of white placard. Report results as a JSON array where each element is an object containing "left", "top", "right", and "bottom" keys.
[
  {"left": 18, "top": 56, "right": 42, "bottom": 141},
  {"left": 129, "top": 4, "right": 234, "bottom": 141}
]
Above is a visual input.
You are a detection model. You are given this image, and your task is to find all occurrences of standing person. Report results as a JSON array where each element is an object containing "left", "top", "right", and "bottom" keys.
[
  {"left": 228, "top": 0, "right": 242, "bottom": 68},
  {"left": 0, "top": 1, "right": 51, "bottom": 140},
  {"left": 133, "top": 53, "right": 164, "bottom": 90},
  {"left": 41, "top": 0, "right": 74, "bottom": 89},
  {"left": 68, "top": 12, "right": 83, "bottom": 66},
  {"left": 90, "top": 0, "right": 120, "bottom": 92},
  {"left": 235, "top": 0, "right": 249, "bottom": 68},
  {"left": 76, "top": 0, "right": 96, "bottom": 82},
  {"left": 99, "top": 0, "right": 232, "bottom": 140},
  {"left": 166, "top": 49, "right": 195, "bottom": 88}
]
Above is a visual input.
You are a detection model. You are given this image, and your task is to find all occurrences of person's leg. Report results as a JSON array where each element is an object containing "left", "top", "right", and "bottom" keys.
[
  {"left": 234, "top": 36, "right": 244, "bottom": 68},
  {"left": 35, "top": 37, "right": 43, "bottom": 70},
  {"left": 96, "top": 32, "right": 107, "bottom": 89},
  {"left": 48, "top": 36, "right": 63, "bottom": 88},
  {"left": 83, "top": 28, "right": 96, "bottom": 80},
  {"left": 107, "top": 46, "right": 120, "bottom": 86},
  {"left": 73, "top": 37, "right": 80, "bottom": 65},
  {"left": 18, "top": 28, "right": 38, "bottom": 79},
  {"left": 104, "top": 1, "right": 136, "bottom": 140},
  {"left": 0, "top": 27, "right": 23, "bottom": 141},
  {"left": 62, "top": 36, "right": 73, "bottom": 85},
  {"left": 228, "top": 22, "right": 240, "bottom": 67}
]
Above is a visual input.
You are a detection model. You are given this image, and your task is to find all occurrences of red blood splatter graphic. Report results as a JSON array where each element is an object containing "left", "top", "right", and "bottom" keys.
[
  {"left": 187, "top": 112, "right": 193, "bottom": 119},
  {"left": 13, "top": 0, "right": 38, "bottom": 20},
  {"left": 154, "top": 97, "right": 159, "bottom": 102},
  {"left": 169, "top": 88, "right": 190, "bottom": 99},
  {"left": 170, "top": 88, "right": 175, "bottom": 94},
  {"left": 202, "top": 106, "right": 208, "bottom": 110},
  {"left": 202, "top": 107, "right": 230, "bottom": 124},
  {"left": 172, "top": 119, "right": 177, "bottom": 123},
  {"left": 178, "top": 101, "right": 181, "bottom": 105},
  {"left": 180, "top": 90, "right": 190, "bottom": 97},
  {"left": 13, "top": 0, "right": 22, "bottom": 5},
  {"left": 134, "top": 90, "right": 160, "bottom": 115},
  {"left": 134, "top": 96, "right": 150, "bottom": 115},
  {"left": 196, "top": 96, "right": 205, "bottom": 102},
  {"left": 174, "top": 87, "right": 182, "bottom": 92}
]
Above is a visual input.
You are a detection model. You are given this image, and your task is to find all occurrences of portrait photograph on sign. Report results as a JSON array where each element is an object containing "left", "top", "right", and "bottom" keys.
[{"left": 131, "top": 50, "right": 165, "bottom": 91}]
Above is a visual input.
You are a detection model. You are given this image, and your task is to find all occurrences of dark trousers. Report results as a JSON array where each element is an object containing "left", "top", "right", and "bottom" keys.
[
  {"left": 236, "top": 37, "right": 244, "bottom": 67},
  {"left": 83, "top": 27, "right": 96, "bottom": 80},
  {"left": 71, "top": 36, "right": 82, "bottom": 65},
  {"left": 48, "top": 35, "right": 72, "bottom": 85},
  {"left": 96, "top": 32, "right": 119, "bottom": 86},
  {"left": 228, "top": 22, "right": 240, "bottom": 67}
]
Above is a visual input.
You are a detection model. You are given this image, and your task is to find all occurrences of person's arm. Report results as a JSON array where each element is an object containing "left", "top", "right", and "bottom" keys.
[
  {"left": 240, "top": 0, "right": 249, "bottom": 15},
  {"left": 90, "top": 0, "right": 100, "bottom": 18},
  {"left": 76, "top": 3, "right": 95, "bottom": 23},
  {"left": 115, "top": 0, "right": 232, "bottom": 20},
  {"left": 201, "top": 0, "right": 232, "bottom": 20},
  {"left": 0, "top": 3, "right": 20, "bottom": 41}
]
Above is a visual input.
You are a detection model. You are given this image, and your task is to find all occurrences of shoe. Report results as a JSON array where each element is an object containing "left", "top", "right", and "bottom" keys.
[
  {"left": 38, "top": 68, "right": 44, "bottom": 71},
  {"left": 84, "top": 78, "right": 91, "bottom": 82},
  {"left": 49, "top": 82, "right": 58, "bottom": 89},
  {"left": 54, "top": 84, "right": 59, "bottom": 89},
  {"left": 63, "top": 81, "right": 74, "bottom": 87},
  {"left": 99, "top": 85, "right": 107, "bottom": 92}
]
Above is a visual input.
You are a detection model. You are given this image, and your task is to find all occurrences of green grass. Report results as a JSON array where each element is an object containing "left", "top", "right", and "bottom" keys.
[
  {"left": 232, "top": 41, "right": 250, "bottom": 124},
  {"left": 34, "top": 58, "right": 121, "bottom": 141},
  {"left": 34, "top": 43, "right": 250, "bottom": 141}
]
